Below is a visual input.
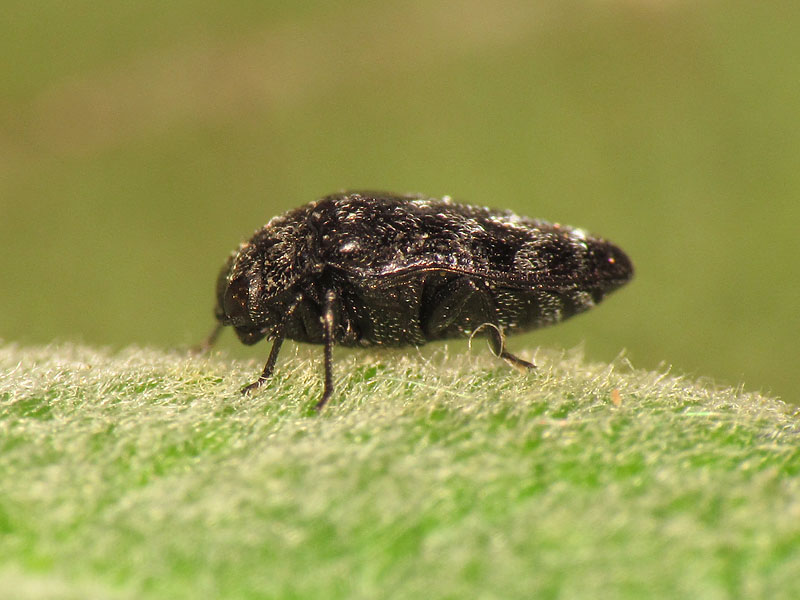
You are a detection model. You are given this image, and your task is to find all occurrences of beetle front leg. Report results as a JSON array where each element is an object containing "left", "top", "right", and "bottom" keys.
[
  {"left": 190, "top": 323, "right": 223, "bottom": 355},
  {"left": 241, "top": 334, "right": 285, "bottom": 394},
  {"left": 241, "top": 296, "right": 300, "bottom": 395}
]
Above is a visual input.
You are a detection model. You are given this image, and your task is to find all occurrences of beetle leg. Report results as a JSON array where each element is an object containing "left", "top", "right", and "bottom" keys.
[
  {"left": 190, "top": 322, "right": 223, "bottom": 355},
  {"left": 241, "top": 333, "right": 285, "bottom": 395},
  {"left": 425, "top": 276, "right": 535, "bottom": 371},
  {"left": 314, "top": 289, "right": 337, "bottom": 411},
  {"left": 241, "top": 296, "right": 300, "bottom": 395},
  {"left": 487, "top": 327, "right": 535, "bottom": 371},
  {"left": 472, "top": 281, "right": 535, "bottom": 371}
]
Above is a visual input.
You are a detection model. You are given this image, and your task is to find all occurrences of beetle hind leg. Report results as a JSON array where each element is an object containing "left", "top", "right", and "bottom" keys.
[
  {"left": 487, "top": 327, "right": 536, "bottom": 372},
  {"left": 423, "top": 276, "right": 535, "bottom": 371}
]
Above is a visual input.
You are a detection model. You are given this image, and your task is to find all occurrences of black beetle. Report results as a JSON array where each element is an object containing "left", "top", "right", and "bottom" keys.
[{"left": 199, "top": 191, "right": 633, "bottom": 410}]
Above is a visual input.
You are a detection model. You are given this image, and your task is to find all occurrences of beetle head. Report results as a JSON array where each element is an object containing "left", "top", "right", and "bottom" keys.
[{"left": 214, "top": 248, "right": 271, "bottom": 345}]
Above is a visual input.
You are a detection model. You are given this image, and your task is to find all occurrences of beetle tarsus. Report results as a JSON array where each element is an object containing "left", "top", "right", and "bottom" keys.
[{"left": 241, "top": 379, "right": 264, "bottom": 395}]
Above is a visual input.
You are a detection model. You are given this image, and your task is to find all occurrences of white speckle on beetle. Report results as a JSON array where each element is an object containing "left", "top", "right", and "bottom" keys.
[{"left": 339, "top": 240, "right": 360, "bottom": 254}]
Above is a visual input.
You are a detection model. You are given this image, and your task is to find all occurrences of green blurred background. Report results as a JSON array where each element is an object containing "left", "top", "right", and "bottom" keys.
[{"left": 1, "top": 0, "right": 797, "bottom": 404}]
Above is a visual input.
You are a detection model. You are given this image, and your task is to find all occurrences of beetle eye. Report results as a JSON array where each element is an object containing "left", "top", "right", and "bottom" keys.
[{"left": 223, "top": 276, "right": 250, "bottom": 322}]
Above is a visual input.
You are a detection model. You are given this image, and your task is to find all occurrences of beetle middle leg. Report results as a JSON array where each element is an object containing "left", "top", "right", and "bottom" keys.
[
  {"left": 314, "top": 289, "right": 337, "bottom": 411},
  {"left": 423, "top": 276, "right": 535, "bottom": 371}
]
